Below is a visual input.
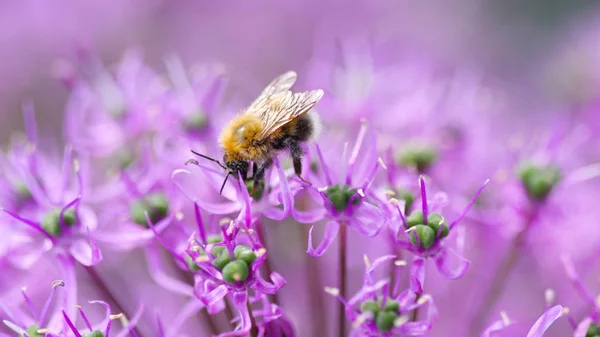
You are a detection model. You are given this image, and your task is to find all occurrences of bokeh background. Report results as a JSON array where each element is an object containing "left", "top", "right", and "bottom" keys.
[
  {"left": 2, "top": 0, "right": 600, "bottom": 141},
  {"left": 3, "top": 1, "right": 600, "bottom": 336}
]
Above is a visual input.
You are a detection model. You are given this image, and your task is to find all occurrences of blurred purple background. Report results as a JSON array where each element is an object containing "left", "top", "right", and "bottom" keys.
[{"left": 3, "top": 0, "right": 600, "bottom": 143}]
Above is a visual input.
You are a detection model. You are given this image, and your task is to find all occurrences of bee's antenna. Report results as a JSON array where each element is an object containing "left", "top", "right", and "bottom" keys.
[
  {"left": 219, "top": 173, "right": 231, "bottom": 195},
  {"left": 190, "top": 150, "right": 227, "bottom": 170}
]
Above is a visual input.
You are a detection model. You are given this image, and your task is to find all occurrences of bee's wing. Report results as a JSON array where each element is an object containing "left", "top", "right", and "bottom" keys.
[
  {"left": 247, "top": 71, "right": 297, "bottom": 112},
  {"left": 256, "top": 89, "right": 324, "bottom": 141}
]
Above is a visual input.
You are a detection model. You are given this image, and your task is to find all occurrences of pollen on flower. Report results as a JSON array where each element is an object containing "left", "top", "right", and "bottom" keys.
[
  {"left": 52, "top": 280, "right": 65, "bottom": 288},
  {"left": 500, "top": 311, "right": 510, "bottom": 325},
  {"left": 36, "top": 328, "right": 49, "bottom": 334},
  {"left": 561, "top": 307, "right": 570, "bottom": 315},
  {"left": 545, "top": 288, "right": 555, "bottom": 305},
  {"left": 417, "top": 294, "right": 431, "bottom": 305},
  {"left": 352, "top": 312, "right": 370, "bottom": 328},
  {"left": 109, "top": 313, "right": 124, "bottom": 320},
  {"left": 175, "top": 212, "right": 184, "bottom": 220},
  {"left": 394, "top": 314, "right": 409, "bottom": 327},
  {"left": 195, "top": 255, "right": 209, "bottom": 263},
  {"left": 363, "top": 255, "right": 371, "bottom": 267},
  {"left": 378, "top": 157, "right": 388, "bottom": 170},
  {"left": 394, "top": 260, "right": 407, "bottom": 266},
  {"left": 357, "top": 188, "right": 365, "bottom": 197},
  {"left": 256, "top": 248, "right": 267, "bottom": 257},
  {"left": 324, "top": 287, "right": 340, "bottom": 296}
]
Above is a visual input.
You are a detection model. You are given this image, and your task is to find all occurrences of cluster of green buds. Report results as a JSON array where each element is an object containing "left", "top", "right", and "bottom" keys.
[
  {"left": 325, "top": 184, "right": 361, "bottom": 212},
  {"left": 129, "top": 192, "right": 169, "bottom": 226},
  {"left": 41, "top": 208, "right": 76, "bottom": 237},
  {"left": 186, "top": 234, "right": 260, "bottom": 284},
  {"left": 396, "top": 143, "right": 437, "bottom": 173},
  {"left": 405, "top": 210, "right": 449, "bottom": 249},
  {"left": 360, "top": 297, "right": 403, "bottom": 332},
  {"left": 516, "top": 161, "right": 561, "bottom": 202}
]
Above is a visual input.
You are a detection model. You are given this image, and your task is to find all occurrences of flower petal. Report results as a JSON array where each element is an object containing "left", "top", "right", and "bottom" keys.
[
  {"left": 201, "top": 285, "right": 229, "bottom": 314},
  {"left": 307, "top": 221, "right": 340, "bottom": 257},
  {"left": 410, "top": 257, "right": 426, "bottom": 294},
  {"left": 254, "top": 273, "right": 286, "bottom": 295},
  {"left": 69, "top": 227, "right": 103, "bottom": 266},
  {"left": 434, "top": 248, "right": 470, "bottom": 279},
  {"left": 526, "top": 305, "right": 565, "bottom": 337},
  {"left": 574, "top": 317, "right": 593, "bottom": 337}
]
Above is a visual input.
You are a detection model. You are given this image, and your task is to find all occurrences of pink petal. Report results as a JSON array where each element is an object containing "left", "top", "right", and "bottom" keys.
[
  {"left": 144, "top": 246, "right": 194, "bottom": 296},
  {"left": 526, "top": 305, "right": 565, "bottom": 337},
  {"left": 434, "top": 248, "right": 470, "bottom": 279},
  {"left": 307, "top": 221, "right": 340, "bottom": 257},
  {"left": 69, "top": 234, "right": 103, "bottom": 267},
  {"left": 410, "top": 257, "right": 426, "bottom": 294},
  {"left": 574, "top": 317, "right": 593, "bottom": 337}
]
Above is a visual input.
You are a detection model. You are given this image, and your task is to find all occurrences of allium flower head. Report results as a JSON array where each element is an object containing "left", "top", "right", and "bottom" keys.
[{"left": 327, "top": 255, "right": 437, "bottom": 336}]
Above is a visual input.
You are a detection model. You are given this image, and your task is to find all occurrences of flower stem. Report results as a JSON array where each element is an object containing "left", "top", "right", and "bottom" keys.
[
  {"left": 339, "top": 222, "right": 348, "bottom": 337},
  {"left": 84, "top": 266, "right": 143, "bottom": 336},
  {"left": 255, "top": 220, "right": 280, "bottom": 306},
  {"left": 411, "top": 293, "right": 421, "bottom": 321},
  {"left": 299, "top": 223, "right": 327, "bottom": 336},
  {"left": 246, "top": 296, "right": 259, "bottom": 337},
  {"left": 469, "top": 210, "right": 535, "bottom": 336}
]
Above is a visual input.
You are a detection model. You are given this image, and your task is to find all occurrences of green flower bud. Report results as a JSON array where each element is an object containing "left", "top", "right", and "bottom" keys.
[
  {"left": 361, "top": 299, "right": 379, "bottom": 314},
  {"left": 396, "top": 189, "right": 414, "bottom": 214},
  {"left": 211, "top": 245, "right": 226, "bottom": 257},
  {"left": 427, "top": 213, "right": 449, "bottom": 238},
  {"left": 183, "top": 113, "right": 208, "bottom": 133},
  {"left": 234, "top": 245, "right": 257, "bottom": 265},
  {"left": 212, "top": 249, "right": 232, "bottom": 270},
  {"left": 310, "top": 160, "right": 319, "bottom": 173},
  {"left": 14, "top": 180, "right": 32, "bottom": 201},
  {"left": 587, "top": 323, "right": 600, "bottom": 337},
  {"left": 397, "top": 144, "right": 437, "bottom": 173},
  {"left": 409, "top": 225, "right": 436, "bottom": 249},
  {"left": 112, "top": 149, "right": 135, "bottom": 169},
  {"left": 84, "top": 330, "right": 105, "bottom": 337},
  {"left": 375, "top": 311, "right": 397, "bottom": 332},
  {"left": 405, "top": 210, "right": 424, "bottom": 228},
  {"left": 383, "top": 299, "right": 400, "bottom": 313},
  {"left": 207, "top": 235, "right": 222, "bottom": 244},
  {"left": 130, "top": 193, "right": 169, "bottom": 227},
  {"left": 185, "top": 254, "right": 201, "bottom": 272},
  {"left": 517, "top": 162, "right": 561, "bottom": 201},
  {"left": 42, "top": 208, "right": 76, "bottom": 237},
  {"left": 245, "top": 180, "right": 266, "bottom": 201},
  {"left": 25, "top": 324, "right": 42, "bottom": 337},
  {"left": 326, "top": 184, "right": 360, "bottom": 212},
  {"left": 222, "top": 260, "right": 249, "bottom": 284}
]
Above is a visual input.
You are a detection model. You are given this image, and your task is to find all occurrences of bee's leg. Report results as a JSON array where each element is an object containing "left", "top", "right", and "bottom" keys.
[
  {"left": 285, "top": 138, "right": 311, "bottom": 185},
  {"left": 253, "top": 158, "right": 273, "bottom": 183},
  {"left": 251, "top": 162, "right": 258, "bottom": 178}
]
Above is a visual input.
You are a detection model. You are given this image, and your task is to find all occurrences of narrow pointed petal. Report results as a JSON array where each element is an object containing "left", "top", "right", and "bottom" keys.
[
  {"left": 526, "top": 305, "right": 565, "bottom": 337},
  {"left": 307, "top": 221, "right": 340, "bottom": 257},
  {"left": 433, "top": 248, "right": 470, "bottom": 279}
]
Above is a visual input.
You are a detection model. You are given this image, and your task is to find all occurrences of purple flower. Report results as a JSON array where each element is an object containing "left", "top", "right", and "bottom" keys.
[
  {"left": 1, "top": 144, "right": 102, "bottom": 268},
  {"left": 185, "top": 219, "right": 285, "bottom": 336},
  {"left": 327, "top": 255, "right": 437, "bottom": 336},
  {"left": 303, "top": 123, "right": 387, "bottom": 256},
  {"left": 392, "top": 176, "right": 488, "bottom": 292},
  {"left": 1, "top": 280, "right": 65, "bottom": 336}
]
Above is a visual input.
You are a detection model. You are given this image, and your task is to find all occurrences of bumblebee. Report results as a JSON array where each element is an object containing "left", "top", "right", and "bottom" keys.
[{"left": 187, "top": 71, "right": 324, "bottom": 194}]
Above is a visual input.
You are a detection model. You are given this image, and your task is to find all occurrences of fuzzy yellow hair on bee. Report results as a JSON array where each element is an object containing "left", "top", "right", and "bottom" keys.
[{"left": 187, "top": 71, "right": 323, "bottom": 195}]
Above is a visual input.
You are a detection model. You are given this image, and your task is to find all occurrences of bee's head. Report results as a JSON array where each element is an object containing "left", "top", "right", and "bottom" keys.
[
  {"left": 187, "top": 150, "right": 246, "bottom": 195},
  {"left": 223, "top": 156, "right": 249, "bottom": 180}
]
